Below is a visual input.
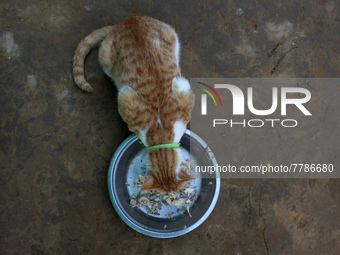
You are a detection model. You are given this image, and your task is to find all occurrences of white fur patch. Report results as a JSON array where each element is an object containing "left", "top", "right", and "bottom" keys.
[
  {"left": 157, "top": 115, "right": 162, "bottom": 125},
  {"left": 118, "top": 85, "right": 133, "bottom": 94},
  {"left": 174, "top": 148, "right": 183, "bottom": 176},
  {"left": 172, "top": 77, "right": 190, "bottom": 92},
  {"left": 138, "top": 128, "right": 148, "bottom": 147},
  {"left": 173, "top": 120, "right": 186, "bottom": 143},
  {"left": 174, "top": 35, "right": 180, "bottom": 66},
  {"left": 153, "top": 38, "right": 160, "bottom": 49}
]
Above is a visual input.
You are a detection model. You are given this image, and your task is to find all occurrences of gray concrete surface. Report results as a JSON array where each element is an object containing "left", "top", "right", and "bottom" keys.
[{"left": 1, "top": 0, "right": 340, "bottom": 254}]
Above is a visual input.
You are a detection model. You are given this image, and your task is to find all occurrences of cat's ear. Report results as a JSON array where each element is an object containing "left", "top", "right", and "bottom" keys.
[
  {"left": 177, "top": 168, "right": 192, "bottom": 181},
  {"left": 141, "top": 175, "right": 156, "bottom": 191},
  {"left": 177, "top": 168, "right": 193, "bottom": 190}
]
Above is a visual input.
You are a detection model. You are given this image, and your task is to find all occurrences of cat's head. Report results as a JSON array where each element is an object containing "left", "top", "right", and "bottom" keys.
[{"left": 141, "top": 148, "right": 192, "bottom": 192}]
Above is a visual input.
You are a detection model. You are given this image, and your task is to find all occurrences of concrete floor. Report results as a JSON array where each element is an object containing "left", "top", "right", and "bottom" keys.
[{"left": 1, "top": 0, "right": 340, "bottom": 254}]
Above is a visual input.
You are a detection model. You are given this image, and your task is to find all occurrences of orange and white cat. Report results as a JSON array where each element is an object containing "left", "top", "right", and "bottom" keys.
[{"left": 73, "top": 16, "right": 194, "bottom": 192}]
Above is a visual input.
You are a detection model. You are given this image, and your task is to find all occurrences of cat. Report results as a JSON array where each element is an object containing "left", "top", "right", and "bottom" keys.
[{"left": 73, "top": 16, "right": 194, "bottom": 192}]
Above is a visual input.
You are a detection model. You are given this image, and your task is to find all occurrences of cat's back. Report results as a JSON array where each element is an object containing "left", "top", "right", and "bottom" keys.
[
  {"left": 116, "top": 16, "right": 176, "bottom": 48},
  {"left": 99, "top": 16, "right": 181, "bottom": 91}
]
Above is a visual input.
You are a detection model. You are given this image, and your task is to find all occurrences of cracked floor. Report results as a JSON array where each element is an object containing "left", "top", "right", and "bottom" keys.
[{"left": 1, "top": 0, "right": 340, "bottom": 254}]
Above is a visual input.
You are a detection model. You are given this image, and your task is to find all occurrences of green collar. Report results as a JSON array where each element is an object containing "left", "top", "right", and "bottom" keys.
[{"left": 146, "top": 143, "right": 180, "bottom": 152}]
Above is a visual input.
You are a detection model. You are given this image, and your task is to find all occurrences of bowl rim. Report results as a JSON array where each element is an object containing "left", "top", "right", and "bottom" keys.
[{"left": 107, "top": 129, "right": 220, "bottom": 238}]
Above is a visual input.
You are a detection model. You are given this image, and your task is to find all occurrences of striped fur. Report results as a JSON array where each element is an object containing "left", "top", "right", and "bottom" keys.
[{"left": 73, "top": 16, "right": 194, "bottom": 192}]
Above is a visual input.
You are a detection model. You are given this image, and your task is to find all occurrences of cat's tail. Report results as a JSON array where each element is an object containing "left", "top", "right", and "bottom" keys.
[{"left": 73, "top": 26, "right": 114, "bottom": 92}]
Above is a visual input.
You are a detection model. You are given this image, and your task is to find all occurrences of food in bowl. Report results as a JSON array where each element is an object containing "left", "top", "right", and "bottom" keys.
[{"left": 129, "top": 160, "right": 198, "bottom": 217}]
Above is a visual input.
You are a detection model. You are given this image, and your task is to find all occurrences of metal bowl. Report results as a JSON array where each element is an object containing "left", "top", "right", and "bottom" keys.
[{"left": 107, "top": 129, "right": 220, "bottom": 238}]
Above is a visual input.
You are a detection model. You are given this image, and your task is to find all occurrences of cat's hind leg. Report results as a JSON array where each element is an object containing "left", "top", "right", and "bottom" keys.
[{"left": 98, "top": 32, "right": 116, "bottom": 80}]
